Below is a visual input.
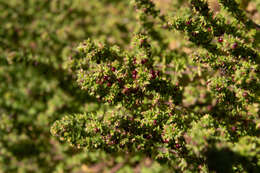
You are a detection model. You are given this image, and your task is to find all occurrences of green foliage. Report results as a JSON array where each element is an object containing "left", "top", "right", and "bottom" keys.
[
  {"left": 1, "top": 0, "right": 260, "bottom": 172},
  {"left": 51, "top": 0, "right": 260, "bottom": 172}
]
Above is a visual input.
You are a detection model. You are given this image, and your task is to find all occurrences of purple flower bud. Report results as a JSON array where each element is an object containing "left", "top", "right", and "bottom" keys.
[
  {"left": 232, "top": 42, "right": 238, "bottom": 49},
  {"left": 111, "top": 67, "right": 116, "bottom": 72}
]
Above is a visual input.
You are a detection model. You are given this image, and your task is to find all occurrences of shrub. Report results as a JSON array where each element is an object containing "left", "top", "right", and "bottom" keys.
[
  {"left": 0, "top": 0, "right": 161, "bottom": 172},
  {"left": 1, "top": 0, "right": 259, "bottom": 172},
  {"left": 50, "top": 0, "right": 260, "bottom": 172}
]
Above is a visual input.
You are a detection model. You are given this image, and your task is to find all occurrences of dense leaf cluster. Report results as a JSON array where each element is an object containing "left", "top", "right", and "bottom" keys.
[
  {"left": 51, "top": 0, "right": 260, "bottom": 172},
  {"left": 1, "top": 0, "right": 260, "bottom": 172}
]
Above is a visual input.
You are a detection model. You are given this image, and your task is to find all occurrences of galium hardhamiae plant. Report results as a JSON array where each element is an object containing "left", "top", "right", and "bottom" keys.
[{"left": 51, "top": 0, "right": 260, "bottom": 172}]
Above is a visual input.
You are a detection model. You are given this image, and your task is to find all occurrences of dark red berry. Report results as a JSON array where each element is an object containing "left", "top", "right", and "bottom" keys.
[
  {"left": 186, "top": 20, "right": 191, "bottom": 25},
  {"left": 111, "top": 67, "right": 116, "bottom": 72},
  {"left": 132, "top": 70, "right": 137, "bottom": 79},
  {"left": 103, "top": 75, "right": 109, "bottom": 81},
  {"left": 153, "top": 120, "right": 157, "bottom": 125},
  {"left": 175, "top": 143, "right": 181, "bottom": 148},
  {"left": 94, "top": 128, "right": 99, "bottom": 133},
  {"left": 107, "top": 82, "right": 112, "bottom": 87},
  {"left": 218, "top": 37, "right": 223, "bottom": 43},
  {"left": 141, "top": 58, "right": 148, "bottom": 64},
  {"left": 133, "top": 58, "right": 137, "bottom": 64},
  {"left": 150, "top": 70, "right": 156, "bottom": 79},
  {"left": 232, "top": 42, "right": 238, "bottom": 49}
]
